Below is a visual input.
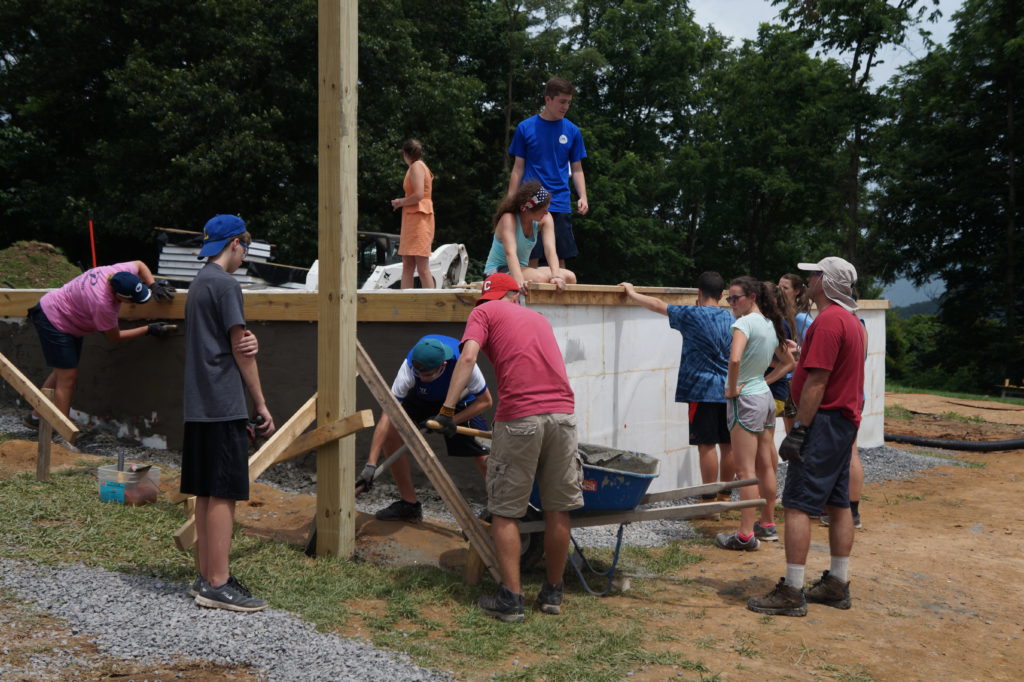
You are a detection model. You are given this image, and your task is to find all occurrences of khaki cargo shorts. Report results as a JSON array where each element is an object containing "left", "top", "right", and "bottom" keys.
[{"left": 487, "top": 413, "right": 584, "bottom": 518}]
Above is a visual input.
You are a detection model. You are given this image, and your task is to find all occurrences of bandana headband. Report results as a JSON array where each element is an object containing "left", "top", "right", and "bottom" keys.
[{"left": 521, "top": 187, "right": 551, "bottom": 212}]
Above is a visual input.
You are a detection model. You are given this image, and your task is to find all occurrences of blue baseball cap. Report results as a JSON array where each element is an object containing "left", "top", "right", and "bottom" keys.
[
  {"left": 198, "top": 214, "right": 247, "bottom": 258},
  {"left": 411, "top": 337, "right": 453, "bottom": 370},
  {"left": 110, "top": 272, "right": 151, "bottom": 303}
]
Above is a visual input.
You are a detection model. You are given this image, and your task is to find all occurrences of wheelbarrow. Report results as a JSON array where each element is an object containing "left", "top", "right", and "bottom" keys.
[{"left": 426, "top": 422, "right": 765, "bottom": 596}]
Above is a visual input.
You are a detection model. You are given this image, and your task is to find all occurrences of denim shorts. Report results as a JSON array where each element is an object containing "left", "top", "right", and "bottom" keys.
[
  {"left": 29, "top": 304, "right": 83, "bottom": 370},
  {"left": 782, "top": 409, "right": 858, "bottom": 514},
  {"left": 529, "top": 212, "right": 578, "bottom": 262}
]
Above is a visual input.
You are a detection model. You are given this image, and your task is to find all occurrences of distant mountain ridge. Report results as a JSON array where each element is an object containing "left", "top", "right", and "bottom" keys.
[{"left": 893, "top": 299, "right": 939, "bottom": 318}]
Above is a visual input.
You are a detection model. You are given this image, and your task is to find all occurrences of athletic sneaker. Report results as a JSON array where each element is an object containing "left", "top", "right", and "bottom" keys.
[
  {"left": 805, "top": 570, "right": 852, "bottom": 609},
  {"left": 188, "top": 575, "right": 208, "bottom": 597},
  {"left": 535, "top": 581, "right": 564, "bottom": 615},
  {"left": 753, "top": 521, "right": 779, "bottom": 542},
  {"left": 747, "top": 578, "right": 807, "bottom": 617},
  {"left": 479, "top": 584, "right": 525, "bottom": 623},
  {"left": 819, "top": 513, "right": 863, "bottom": 529},
  {"left": 375, "top": 499, "right": 423, "bottom": 523},
  {"left": 195, "top": 576, "right": 267, "bottom": 612},
  {"left": 715, "top": 532, "right": 760, "bottom": 551},
  {"left": 21, "top": 413, "right": 40, "bottom": 431}
]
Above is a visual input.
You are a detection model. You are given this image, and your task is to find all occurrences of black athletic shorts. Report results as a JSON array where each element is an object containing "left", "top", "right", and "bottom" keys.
[
  {"left": 688, "top": 402, "right": 731, "bottom": 445},
  {"left": 401, "top": 393, "right": 489, "bottom": 458},
  {"left": 782, "top": 409, "right": 857, "bottom": 514},
  {"left": 180, "top": 419, "right": 251, "bottom": 500},
  {"left": 29, "top": 304, "right": 83, "bottom": 370}
]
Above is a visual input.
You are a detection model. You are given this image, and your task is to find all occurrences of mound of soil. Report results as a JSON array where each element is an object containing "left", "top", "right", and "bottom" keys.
[{"left": 0, "top": 241, "right": 82, "bottom": 289}]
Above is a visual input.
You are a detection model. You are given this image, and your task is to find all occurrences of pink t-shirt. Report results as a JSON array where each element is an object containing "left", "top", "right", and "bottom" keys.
[
  {"left": 461, "top": 300, "right": 574, "bottom": 421},
  {"left": 39, "top": 262, "right": 139, "bottom": 336}
]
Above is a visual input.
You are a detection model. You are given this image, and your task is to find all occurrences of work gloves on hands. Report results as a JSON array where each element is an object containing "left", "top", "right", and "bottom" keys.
[
  {"left": 149, "top": 279, "right": 176, "bottom": 302},
  {"left": 778, "top": 424, "right": 808, "bottom": 463},
  {"left": 357, "top": 463, "right": 377, "bottom": 491},
  {"left": 428, "top": 412, "right": 457, "bottom": 438},
  {"left": 146, "top": 322, "right": 175, "bottom": 337}
]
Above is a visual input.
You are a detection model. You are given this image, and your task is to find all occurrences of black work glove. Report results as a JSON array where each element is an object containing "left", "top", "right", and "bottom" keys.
[
  {"left": 357, "top": 463, "right": 377, "bottom": 490},
  {"left": 146, "top": 322, "right": 175, "bottom": 337},
  {"left": 429, "top": 413, "right": 457, "bottom": 437},
  {"left": 778, "top": 425, "right": 808, "bottom": 463},
  {"left": 149, "top": 279, "right": 176, "bottom": 302}
]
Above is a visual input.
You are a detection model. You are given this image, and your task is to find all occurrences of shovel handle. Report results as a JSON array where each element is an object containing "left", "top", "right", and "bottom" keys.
[{"left": 424, "top": 419, "right": 492, "bottom": 440}]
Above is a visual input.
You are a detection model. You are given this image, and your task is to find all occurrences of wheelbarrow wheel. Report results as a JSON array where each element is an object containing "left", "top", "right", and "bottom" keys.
[{"left": 479, "top": 506, "right": 545, "bottom": 571}]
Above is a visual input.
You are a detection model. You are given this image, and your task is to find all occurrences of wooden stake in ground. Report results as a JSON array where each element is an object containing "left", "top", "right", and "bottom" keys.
[{"left": 36, "top": 388, "right": 54, "bottom": 482}]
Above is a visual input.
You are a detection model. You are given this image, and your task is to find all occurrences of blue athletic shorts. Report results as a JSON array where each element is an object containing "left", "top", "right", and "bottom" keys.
[
  {"left": 29, "top": 304, "right": 83, "bottom": 370},
  {"left": 529, "top": 211, "right": 578, "bottom": 263},
  {"left": 782, "top": 409, "right": 857, "bottom": 514}
]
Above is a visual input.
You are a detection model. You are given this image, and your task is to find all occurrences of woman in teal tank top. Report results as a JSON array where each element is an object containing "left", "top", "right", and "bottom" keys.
[{"left": 484, "top": 181, "right": 576, "bottom": 292}]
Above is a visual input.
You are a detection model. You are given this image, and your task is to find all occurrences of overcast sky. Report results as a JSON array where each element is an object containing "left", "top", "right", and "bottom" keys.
[
  {"left": 688, "top": 0, "right": 959, "bottom": 88},
  {"left": 687, "top": 0, "right": 959, "bottom": 304}
]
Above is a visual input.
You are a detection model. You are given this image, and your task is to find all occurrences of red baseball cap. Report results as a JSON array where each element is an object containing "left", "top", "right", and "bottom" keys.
[{"left": 476, "top": 273, "right": 519, "bottom": 305}]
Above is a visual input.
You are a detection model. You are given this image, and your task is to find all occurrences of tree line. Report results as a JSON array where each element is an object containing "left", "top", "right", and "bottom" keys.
[{"left": 1, "top": 0, "right": 1020, "bottom": 392}]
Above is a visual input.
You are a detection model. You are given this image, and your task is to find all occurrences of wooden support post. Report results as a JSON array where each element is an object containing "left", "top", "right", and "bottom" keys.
[
  {"left": 314, "top": 0, "right": 359, "bottom": 558},
  {"left": 36, "top": 388, "right": 54, "bottom": 481},
  {"left": 0, "top": 351, "right": 79, "bottom": 443},
  {"left": 356, "top": 341, "right": 501, "bottom": 583}
]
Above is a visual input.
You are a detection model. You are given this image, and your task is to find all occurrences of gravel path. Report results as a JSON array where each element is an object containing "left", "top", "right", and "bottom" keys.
[{"left": 0, "top": 406, "right": 964, "bottom": 678}]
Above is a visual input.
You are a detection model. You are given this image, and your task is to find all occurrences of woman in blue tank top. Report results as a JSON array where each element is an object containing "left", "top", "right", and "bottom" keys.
[{"left": 483, "top": 181, "right": 577, "bottom": 292}]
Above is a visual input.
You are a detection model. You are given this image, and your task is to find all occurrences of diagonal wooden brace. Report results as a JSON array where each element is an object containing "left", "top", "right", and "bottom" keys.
[
  {"left": 0, "top": 351, "right": 79, "bottom": 443},
  {"left": 173, "top": 396, "right": 373, "bottom": 553},
  {"left": 356, "top": 341, "right": 501, "bottom": 583}
]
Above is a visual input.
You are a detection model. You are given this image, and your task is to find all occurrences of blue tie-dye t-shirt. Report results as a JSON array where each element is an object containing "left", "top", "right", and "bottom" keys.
[{"left": 667, "top": 304, "right": 734, "bottom": 403}]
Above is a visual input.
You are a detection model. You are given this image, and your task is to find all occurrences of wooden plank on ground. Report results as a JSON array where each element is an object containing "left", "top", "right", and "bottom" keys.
[
  {"left": 274, "top": 410, "right": 374, "bottom": 465},
  {"left": 0, "top": 351, "right": 78, "bottom": 442},
  {"left": 36, "top": 388, "right": 54, "bottom": 481},
  {"left": 356, "top": 340, "right": 501, "bottom": 583}
]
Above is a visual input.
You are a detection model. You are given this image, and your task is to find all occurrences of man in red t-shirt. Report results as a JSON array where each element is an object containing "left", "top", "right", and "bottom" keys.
[
  {"left": 748, "top": 256, "right": 865, "bottom": 618},
  {"left": 432, "top": 273, "right": 582, "bottom": 622}
]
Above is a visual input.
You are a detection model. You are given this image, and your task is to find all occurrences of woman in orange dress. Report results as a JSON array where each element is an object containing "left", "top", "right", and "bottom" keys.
[{"left": 391, "top": 139, "right": 435, "bottom": 288}]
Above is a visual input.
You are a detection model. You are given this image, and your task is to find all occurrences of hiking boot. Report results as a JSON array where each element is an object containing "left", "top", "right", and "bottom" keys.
[
  {"left": 188, "top": 575, "right": 208, "bottom": 598},
  {"left": 717, "top": 491, "right": 732, "bottom": 503},
  {"left": 820, "top": 513, "right": 863, "bottom": 529},
  {"left": 21, "top": 413, "right": 40, "bottom": 431},
  {"left": 195, "top": 575, "right": 267, "bottom": 612},
  {"left": 479, "top": 584, "right": 525, "bottom": 623},
  {"left": 715, "top": 532, "right": 759, "bottom": 551},
  {"left": 375, "top": 499, "right": 423, "bottom": 523},
  {"left": 753, "top": 521, "right": 779, "bottom": 542},
  {"left": 805, "top": 570, "right": 851, "bottom": 609},
  {"left": 535, "top": 582, "right": 564, "bottom": 615},
  {"left": 746, "top": 578, "right": 807, "bottom": 617}
]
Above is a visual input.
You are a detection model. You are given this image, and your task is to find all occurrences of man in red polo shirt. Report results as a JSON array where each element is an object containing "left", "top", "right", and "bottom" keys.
[
  {"left": 747, "top": 256, "right": 865, "bottom": 617},
  {"left": 432, "top": 273, "right": 582, "bottom": 622}
]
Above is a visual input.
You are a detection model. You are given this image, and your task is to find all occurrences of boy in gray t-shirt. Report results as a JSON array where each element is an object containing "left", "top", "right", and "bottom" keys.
[{"left": 181, "top": 214, "right": 276, "bottom": 612}]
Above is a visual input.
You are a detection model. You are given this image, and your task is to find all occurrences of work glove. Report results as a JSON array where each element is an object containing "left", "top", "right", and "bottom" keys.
[
  {"left": 149, "top": 279, "right": 176, "bottom": 302},
  {"left": 429, "top": 413, "right": 457, "bottom": 437},
  {"left": 357, "top": 463, "right": 377, "bottom": 490},
  {"left": 778, "top": 424, "right": 808, "bottom": 463},
  {"left": 146, "top": 322, "right": 176, "bottom": 337}
]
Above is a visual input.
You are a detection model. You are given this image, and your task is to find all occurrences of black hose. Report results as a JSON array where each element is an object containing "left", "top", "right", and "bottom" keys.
[{"left": 885, "top": 433, "right": 1024, "bottom": 452}]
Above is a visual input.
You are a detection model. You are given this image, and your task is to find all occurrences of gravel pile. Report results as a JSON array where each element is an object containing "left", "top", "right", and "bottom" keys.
[
  {"left": 0, "top": 559, "right": 450, "bottom": 682},
  {"left": 0, "top": 405, "right": 965, "bottom": 677}
]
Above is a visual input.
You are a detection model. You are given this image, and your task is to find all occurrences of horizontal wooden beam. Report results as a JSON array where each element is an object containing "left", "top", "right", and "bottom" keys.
[
  {"left": 0, "top": 287, "right": 891, "bottom": 322},
  {"left": 516, "top": 498, "right": 766, "bottom": 534}
]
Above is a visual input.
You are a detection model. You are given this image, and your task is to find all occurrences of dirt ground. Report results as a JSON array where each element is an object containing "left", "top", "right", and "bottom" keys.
[{"left": 2, "top": 392, "right": 1022, "bottom": 680}]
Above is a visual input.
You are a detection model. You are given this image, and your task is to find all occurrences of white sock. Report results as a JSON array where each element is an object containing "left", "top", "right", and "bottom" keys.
[
  {"left": 830, "top": 556, "right": 850, "bottom": 582},
  {"left": 785, "top": 563, "right": 805, "bottom": 588}
]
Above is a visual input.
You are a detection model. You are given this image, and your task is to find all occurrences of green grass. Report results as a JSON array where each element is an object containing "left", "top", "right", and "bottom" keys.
[
  {"left": 884, "top": 405, "right": 914, "bottom": 420},
  {"left": 940, "top": 410, "right": 985, "bottom": 423},
  {"left": 886, "top": 382, "right": 1024, "bottom": 406},
  {"left": 0, "top": 464, "right": 709, "bottom": 680}
]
